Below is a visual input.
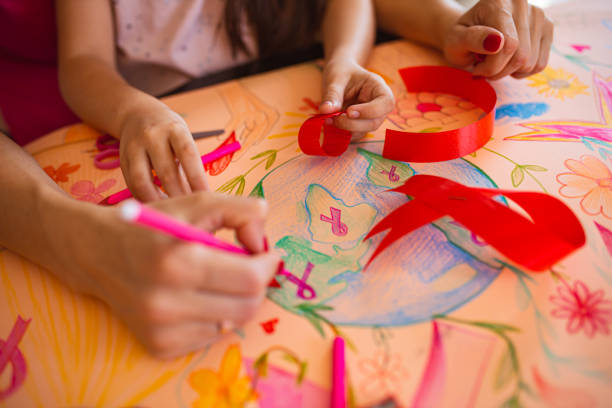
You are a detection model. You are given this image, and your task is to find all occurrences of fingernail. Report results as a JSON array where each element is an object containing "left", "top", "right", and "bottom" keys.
[
  {"left": 483, "top": 34, "right": 502, "bottom": 52},
  {"left": 348, "top": 110, "right": 360, "bottom": 119},
  {"left": 276, "top": 260, "right": 285, "bottom": 275},
  {"left": 263, "top": 237, "right": 269, "bottom": 252},
  {"left": 474, "top": 53, "right": 486, "bottom": 63}
]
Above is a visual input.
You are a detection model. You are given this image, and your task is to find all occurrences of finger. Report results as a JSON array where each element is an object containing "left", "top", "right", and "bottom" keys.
[
  {"left": 140, "top": 321, "right": 220, "bottom": 359},
  {"left": 488, "top": 3, "right": 532, "bottom": 80},
  {"left": 170, "top": 130, "right": 209, "bottom": 193},
  {"left": 156, "top": 193, "right": 270, "bottom": 253},
  {"left": 124, "top": 148, "right": 161, "bottom": 202},
  {"left": 319, "top": 73, "right": 350, "bottom": 114},
  {"left": 472, "top": 10, "right": 520, "bottom": 78},
  {"left": 147, "top": 136, "right": 186, "bottom": 197},
  {"left": 450, "top": 25, "right": 505, "bottom": 65},
  {"left": 163, "top": 244, "right": 280, "bottom": 296},
  {"left": 333, "top": 113, "right": 385, "bottom": 133},
  {"left": 525, "top": 12, "right": 553, "bottom": 77},
  {"left": 345, "top": 87, "right": 394, "bottom": 120}
]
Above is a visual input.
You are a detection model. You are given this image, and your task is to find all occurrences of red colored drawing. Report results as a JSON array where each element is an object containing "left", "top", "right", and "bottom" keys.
[
  {"left": 299, "top": 97, "right": 320, "bottom": 112},
  {"left": 43, "top": 162, "right": 80, "bottom": 183},
  {"left": 260, "top": 318, "right": 279, "bottom": 334},
  {"left": 381, "top": 165, "right": 400, "bottom": 183},
  {"left": 320, "top": 207, "right": 348, "bottom": 236},
  {"left": 549, "top": 279, "right": 612, "bottom": 338},
  {"left": 594, "top": 222, "right": 612, "bottom": 258},
  {"left": 204, "top": 131, "right": 237, "bottom": 176},
  {"left": 0, "top": 316, "right": 30, "bottom": 401}
]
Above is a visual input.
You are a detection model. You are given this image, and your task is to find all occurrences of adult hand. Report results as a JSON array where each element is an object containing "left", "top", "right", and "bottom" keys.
[
  {"left": 442, "top": 0, "right": 554, "bottom": 79},
  {"left": 47, "top": 193, "right": 279, "bottom": 359}
]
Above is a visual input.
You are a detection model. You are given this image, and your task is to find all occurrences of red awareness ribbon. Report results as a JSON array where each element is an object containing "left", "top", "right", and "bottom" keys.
[
  {"left": 297, "top": 66, "right": 496, "bottom": 162},
  {"left": 383, "top": 66, "right": 495, "bottom": 162},
  {"left": 365, "top": 175, "right": 585, "bottom": 272},
  {"left": 298, "top": 112, "right": 352, "bottom": 157}
]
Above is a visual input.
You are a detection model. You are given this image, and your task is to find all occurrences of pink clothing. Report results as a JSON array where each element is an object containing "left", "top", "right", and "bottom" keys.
[
  {"left": 114, "top": 0, "right": 257, "bottom": 96},
  {"left": 0, "top": 0, "right": 255, "bottom": 145}
]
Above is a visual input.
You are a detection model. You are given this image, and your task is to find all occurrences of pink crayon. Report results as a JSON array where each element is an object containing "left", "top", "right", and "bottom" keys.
[
  {"left": 331, "top": 336, "right": 346, "bottom": 408},
  {"left": 120, "top": 200, "right": 249, "bottom": 255},
  {"left": 104, "top": 141, "right": 241, "bottom": 205}
]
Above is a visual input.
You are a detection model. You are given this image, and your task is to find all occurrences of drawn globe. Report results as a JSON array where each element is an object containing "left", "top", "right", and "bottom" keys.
[{"left": 255, "top": 142, "right": 502, "bottom": 327}]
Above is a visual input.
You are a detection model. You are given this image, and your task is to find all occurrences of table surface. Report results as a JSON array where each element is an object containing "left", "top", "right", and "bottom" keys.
[{"left": 2, "top": 1, "right": 612, "bottom": 407}]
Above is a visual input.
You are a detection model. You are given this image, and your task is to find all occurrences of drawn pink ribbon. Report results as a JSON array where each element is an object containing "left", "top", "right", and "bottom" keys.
[{"left": 0, "top": 316, "right": 30, "bottom": 401}]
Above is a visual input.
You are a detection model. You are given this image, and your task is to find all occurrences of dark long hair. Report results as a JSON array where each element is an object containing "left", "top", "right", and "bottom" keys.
[{"left": 224, "top": 0, "right": 327, "bottom": 58}]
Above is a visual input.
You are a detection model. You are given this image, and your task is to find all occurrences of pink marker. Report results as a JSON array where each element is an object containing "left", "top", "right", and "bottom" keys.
[
  {"left": 103, "top": 141, "right": 241, "bottom": 206},
  {"left": 120, "top": 200, "right": 249, "bottom": 255},
  {"left": 332, "top": 336, "right": 346, "bottom": 408}
]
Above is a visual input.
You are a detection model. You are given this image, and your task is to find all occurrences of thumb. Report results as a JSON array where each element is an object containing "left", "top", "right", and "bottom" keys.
[
  {"left": 319, "top": 74, "right": 349, "bottom": 114},
  {"left": 455, "top": 25, "right": 504, "bottom": 55}
]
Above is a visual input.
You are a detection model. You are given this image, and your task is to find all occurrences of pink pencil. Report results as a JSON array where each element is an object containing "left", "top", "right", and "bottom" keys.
[
  {"left": 104, "top": 141, "right": 241, "bottom": 206},
  {"left": 332, "top": 336, "right": 346, "bottom": 408},
  {"left": 120, "top": 200, "right": 249, "bottom": 255}
]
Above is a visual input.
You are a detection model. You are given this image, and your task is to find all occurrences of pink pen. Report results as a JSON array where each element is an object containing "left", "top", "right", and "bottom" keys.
[
  {"left": 103, "top": 141, "right": 241, "bottom": 206},
  {"left": 332, "top": 336, "right": 346, "bottom": 408},
  {"left": 120, "top": 200, "right": 249, "bottom": 255}
]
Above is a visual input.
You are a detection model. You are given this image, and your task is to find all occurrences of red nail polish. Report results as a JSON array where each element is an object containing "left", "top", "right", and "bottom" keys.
[
  {"left": 474, "top": 53, "right": 486, "bottom": 63},
  {"left": 268, "top": 260, "right": 284, "bottom": 288},
  {"left": 263, "top": 237, "right": 269, "bottom": 252},
  {"left": 483, "top": 34, "right": 502, "bottom": 52}
]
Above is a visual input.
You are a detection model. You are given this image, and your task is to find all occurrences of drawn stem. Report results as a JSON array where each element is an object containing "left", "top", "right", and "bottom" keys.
[{"left": 482, "top": 147, "right": 549, "bottom": 193}]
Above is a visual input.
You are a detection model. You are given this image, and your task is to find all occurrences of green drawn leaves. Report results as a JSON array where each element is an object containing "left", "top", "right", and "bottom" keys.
[
  {"left": 494, "top": 349, "right": 514, "bottom": 390},
  {"left": 510, "top": 164, "right": 547, "bottom": 187},
  {"left": 250, "top": 149, "right": 277, "bottom": 170},
  {"left": 253, "top": 347, "right": 308, "bottom": 385},
  {"left": 217, "top": 175, "right": 246, "bottom": 195}
]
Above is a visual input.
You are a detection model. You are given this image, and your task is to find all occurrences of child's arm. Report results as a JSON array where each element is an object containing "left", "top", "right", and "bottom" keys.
[
  {"left": 374, "top": 0, "right": 554, "bottom": 79},
  {"left": 319, "top": 0, "right": 395, "bottom": 138},
  {"left": 55, "top": 0, "right": 208, "bottom": 202},
  {"left": 0, "top": 133, "right": 279, "bottom": 358}
]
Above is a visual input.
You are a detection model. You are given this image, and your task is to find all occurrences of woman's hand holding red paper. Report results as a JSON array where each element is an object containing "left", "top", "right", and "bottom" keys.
[{"left": 442, "top": 0, "right": 554, "bottom": 79}]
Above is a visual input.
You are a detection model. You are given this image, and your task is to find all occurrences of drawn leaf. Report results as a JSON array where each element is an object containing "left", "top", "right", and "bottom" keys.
[
  {"left": 253, "top": 353, "right": 269, "bottom": 378},
  {"left": 265, "top": 152, "right": 277, "bottom": 169},
  {"left": 235, "top": 177, "right": 246, "bottom": 196},
  {"left": 297, "top": 362, "right": 308, "bottom": 384},
  {"left": 217, "top": 176, "right": 241, "bottom": 193},
  {"left": 511, "top": 165, "right": 525, "bottom": 187},
  {"left": 494, "top": 350, "right": 515, "bottom": 390},
  {"left": 250, "top": 149, "right": 275, "bottom": 160},
  {"left": 303, "top": 313, "right": 325, "bottom": 337},
  {"left": 249, "top": 180, "right": 265, "bottom": 198},
  {"left": 282, "top": 353, "right": 299, "bottom": 365},
  {"left": 523, "top": 165, "right": 547, "bottom": 172},
  {"left": 471, "top": 321, "right": 521, "bottom": 333}
]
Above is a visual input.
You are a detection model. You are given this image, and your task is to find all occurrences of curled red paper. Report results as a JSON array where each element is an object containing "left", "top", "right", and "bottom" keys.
[
  {"left": 298, "top": 112, "right": 352, "bottom": 157},
  {"left": 365, "top": 175, "right": 585, "bottom": 272},
  {"left": 383, "top": 66, "right": 496, "bottom": 162}
]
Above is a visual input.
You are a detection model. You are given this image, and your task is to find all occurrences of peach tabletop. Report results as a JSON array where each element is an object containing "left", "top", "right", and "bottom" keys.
[{"left": 1, "top": 1, "right": 612, "bottom": 407}]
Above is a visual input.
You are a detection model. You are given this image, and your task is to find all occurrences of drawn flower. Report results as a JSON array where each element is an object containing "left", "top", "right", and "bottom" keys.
[
  {"left": 358, "top": 350, "right": 408, "bottom": 399},
  {"left": 387, "top": 92, "right": 479, "bottom": 131},
  {"left": 549, "top": 279, "right": 612, "bottom": 338},
  {"left": 527, "top": 67, "right": 588, "bottom": 100},
  {"left": 70, "top": 179, "right": 116, "bottom": 203},
  {"left": 43, "top": 162, "right": 80, "bottom": 183},
  {"left": 189, "top": 344, "right": 255, "bottom": 408},
  {"left": 556, "top": 155, "right": 612, "bottom": 219}
]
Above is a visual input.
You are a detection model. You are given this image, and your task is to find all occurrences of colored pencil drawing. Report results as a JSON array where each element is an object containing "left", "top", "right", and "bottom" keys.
[
  {"left": 557, "top": 155, "right": 612, "bottom": 219},
  {"left": 495, "top": 102, "right": 550, "bottom": 121},
  {"left": 526, "top": 67, "right": 589, "bottom": 100}
]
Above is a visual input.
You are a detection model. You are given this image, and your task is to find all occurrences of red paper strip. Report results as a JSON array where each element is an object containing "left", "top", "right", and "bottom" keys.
[
  {"left": 364, "top": 175, "right": 585, "bottom": 272},
  {"left": 383, "top": 66, "right": 496, "bottom": 162},
  {"left": 298, "top": 112, "right": 352, "bottom": 157}
]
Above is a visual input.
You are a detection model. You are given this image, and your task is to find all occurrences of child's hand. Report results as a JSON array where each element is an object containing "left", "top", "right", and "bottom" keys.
[
  {"left": 442, "top": 0, "right": 554, "bottom": 80},
  {"left": 319, "top": 59, "right": 394, "bottom": 139},
  {"left": 49, "top": 193, "right": 279, "bottom": 359},
  {"left": 118, "top": 103, "right": 208, "bottom": 202}
]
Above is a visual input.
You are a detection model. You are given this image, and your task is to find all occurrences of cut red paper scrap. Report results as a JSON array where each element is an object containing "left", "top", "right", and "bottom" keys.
[
  {"left": 383, "top": 66, "right": 496, "bottom": 162},
  {"left": 298, "top": 112, "right": 352, "bottom": 157},
  {"left": 204, "top": 131, "right": 236, "bottom": 176},
  {"left": 364, "top": 175, "right": 585, "bottom": 272}
]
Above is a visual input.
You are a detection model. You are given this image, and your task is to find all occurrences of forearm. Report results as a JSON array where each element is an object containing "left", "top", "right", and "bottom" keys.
[
  {"left": 0, "top": 134, "right": 77, "bottom": 271},
  {"left": 322, "top": 0, "right": 376, "bottom": 65},
  {"left": 373, "top": 0, "right": 466, "bottom": 50},
  {"left": 58, "top": 55, "right": 161, "bottom": 138}
]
